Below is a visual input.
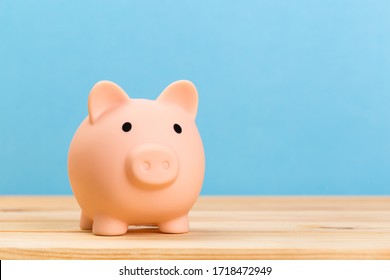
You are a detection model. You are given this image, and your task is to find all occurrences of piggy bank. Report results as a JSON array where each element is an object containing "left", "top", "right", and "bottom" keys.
[{"left": 68, "top": 80, "right": 205, "bottom": 236}]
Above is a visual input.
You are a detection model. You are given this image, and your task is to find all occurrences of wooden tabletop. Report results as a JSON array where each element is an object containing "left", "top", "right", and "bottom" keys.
[{"left": 0, "top": 196, "right": 389, "bottom": 259}]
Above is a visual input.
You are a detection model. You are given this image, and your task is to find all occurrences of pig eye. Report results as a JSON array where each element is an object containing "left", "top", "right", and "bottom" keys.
[
  {"left": 173, "top": 123, "right": 182, "bottom": 134},
  {"left": 122, "top": 122, "right": 132, "bottom": 132}
]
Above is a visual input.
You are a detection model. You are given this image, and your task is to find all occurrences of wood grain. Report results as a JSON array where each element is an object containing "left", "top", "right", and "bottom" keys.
[{"left": 0, "top": 196, "right": 389, "bottom": 259}]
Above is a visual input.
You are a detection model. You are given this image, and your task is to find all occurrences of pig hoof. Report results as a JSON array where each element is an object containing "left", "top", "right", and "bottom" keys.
[
  {"left": 80, "top": 212, "right": 93, "bottom": 230},
  {"left": 92, "top": 214, "right": 128, "bottom": 236},
  {"left": 158, "top": 215, "right": 189, "bottom": 234}
]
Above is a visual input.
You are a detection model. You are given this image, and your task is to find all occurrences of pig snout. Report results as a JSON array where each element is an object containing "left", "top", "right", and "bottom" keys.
[{"left": 126, "top": 143, "right": 179, "bottom": 188}]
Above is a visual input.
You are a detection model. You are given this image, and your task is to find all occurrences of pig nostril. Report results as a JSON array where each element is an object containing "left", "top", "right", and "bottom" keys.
[
  {"left": 162, "top": 161, "right": 170, "bottom": 170},
  {"left": 142, "top": 161, "right": 151, "bottom": 171}
]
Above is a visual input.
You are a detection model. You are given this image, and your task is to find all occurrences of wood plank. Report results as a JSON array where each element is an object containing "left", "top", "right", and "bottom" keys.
[{"left": 0, "top": 196, "right": 389, "bottom": 259}]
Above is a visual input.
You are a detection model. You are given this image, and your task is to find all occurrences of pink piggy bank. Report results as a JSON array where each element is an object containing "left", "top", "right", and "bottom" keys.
[{"left": 68, "top": 80, "right": 205, "bottom": 236}]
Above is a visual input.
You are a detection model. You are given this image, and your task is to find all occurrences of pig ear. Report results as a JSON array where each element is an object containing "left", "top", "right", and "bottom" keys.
[
  {"left": 88, "top": 81, "right": 129, "bottom": 124},
  {"left": 157, "top": 80, "right": 198, "bottom": 119}
]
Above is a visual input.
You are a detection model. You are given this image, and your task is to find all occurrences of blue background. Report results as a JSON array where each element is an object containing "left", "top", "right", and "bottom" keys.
[{"left": 1, "top": 0, "right": 389, "bottom": 195}]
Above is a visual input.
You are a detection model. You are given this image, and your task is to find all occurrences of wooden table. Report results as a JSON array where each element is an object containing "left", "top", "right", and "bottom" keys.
[{"left": 0, "top": 196, "right": 389, "bottom": 259}]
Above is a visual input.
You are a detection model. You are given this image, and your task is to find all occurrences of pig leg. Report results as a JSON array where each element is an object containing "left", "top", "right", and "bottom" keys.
[
  {"left": 92, "top": 214, "right": 128, "bottom": 236},
  {"left": 158, "top": 214, "right": 189, "bottom": 233},
  {"left": 80, "top": 211, "right": 93, "bottom": 230}
]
